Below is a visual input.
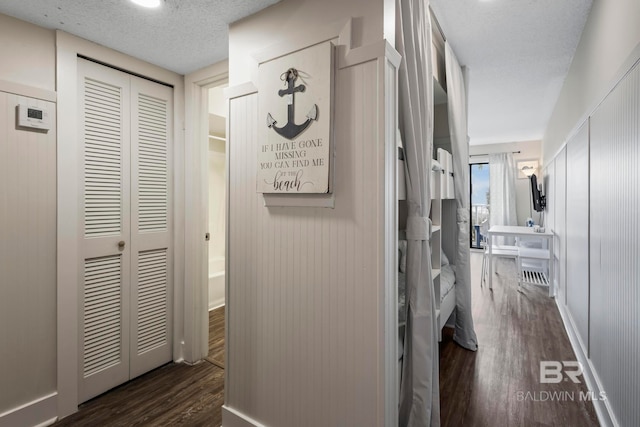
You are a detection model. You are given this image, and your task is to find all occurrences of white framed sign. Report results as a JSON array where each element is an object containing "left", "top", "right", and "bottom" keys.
[{"left": 257, "top": 41, "right": 334, "bottom": 194}]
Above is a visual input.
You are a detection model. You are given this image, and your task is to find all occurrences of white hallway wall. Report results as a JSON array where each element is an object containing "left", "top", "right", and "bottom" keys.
[
  {"left": 0, "top": 13, "right": 58, "bottom": 426},
  {"left": 228, "top": 0, "right": 388, "bottom": 86},
  {"left": 0, "top": 14, "right": 55, "bottom": 93},
  {"left": 543, "top": 0, "right": 640, "bottom": 425},
  {"left": 225, "top": 0, "right": 398, "bottom": 425}
]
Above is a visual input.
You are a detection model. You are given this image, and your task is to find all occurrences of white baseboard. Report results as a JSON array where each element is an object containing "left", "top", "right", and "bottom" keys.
[
  {"left": 222, "top": 405, "right": 266, "bottom": 427},
  {"left": 555, "top": 300, "right": 619, "bottom": 427},
  {"left": 208, "top": 300, "right": 225, "bottom": 311},
  {"left": 0, "top": 392, "right": 57, "bottom": 427}
]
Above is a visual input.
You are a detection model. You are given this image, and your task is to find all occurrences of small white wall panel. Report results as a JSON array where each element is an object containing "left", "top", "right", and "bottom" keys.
[
  {"left": 0, "top": 91, "right": 57, "bottom": 413},
  {"left": 543, "top": 161, "right": 556, "bottom": 292},
  {"left": 565, "top": 122, "right": 590, "bottom": 354},
  {"left": 227, "top": 60, "right": 383, "bottom": 426},
  {"left": 589, "top": 60, "right": 640, "bottom": 427},
  {"left": 555, "top": 148, "right": 567, "bottom": 306}
]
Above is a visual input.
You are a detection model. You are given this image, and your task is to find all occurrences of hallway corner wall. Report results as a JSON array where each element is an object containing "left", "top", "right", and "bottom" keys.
[
  {"left": 224, "top": 1, "right": 398, "bottom": 425},
  {"left": 0, "top": 13, "right": 58, "bottom": 427},
  {"left": 543, "top": 2, "right": 640, "bottom": 424}
]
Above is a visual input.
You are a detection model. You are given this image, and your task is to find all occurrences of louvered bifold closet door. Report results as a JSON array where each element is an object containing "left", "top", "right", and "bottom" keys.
[
  {"left": 78, "top": 58, "right": 132, "bottom": 402},
  {"left": 129, "top": 76, "right": 173, "bottom": 379}
]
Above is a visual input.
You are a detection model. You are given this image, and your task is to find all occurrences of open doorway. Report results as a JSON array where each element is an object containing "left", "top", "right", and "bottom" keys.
[{"left": 205, "top": 83, "right": 227, "bottom": 368}]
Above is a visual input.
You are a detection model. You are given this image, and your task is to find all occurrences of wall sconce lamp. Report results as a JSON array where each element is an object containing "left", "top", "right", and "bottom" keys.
[{"left": 521, "top": 165, "right": 536, "bottom": 177}]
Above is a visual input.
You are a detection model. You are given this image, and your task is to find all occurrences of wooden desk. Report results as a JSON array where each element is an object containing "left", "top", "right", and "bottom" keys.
[{"left": 487, "top": 225, "right": 554, "bottom": 297}]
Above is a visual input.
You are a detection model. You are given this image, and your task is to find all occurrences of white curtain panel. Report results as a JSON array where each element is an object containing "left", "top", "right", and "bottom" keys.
[
  {"left": 445, "top": 42, "right": 478, "bottom": 352},
  {"left": 489, "top": 153, "right": 518, "bottom": 244},
  {"left": 396, "top": 0, "right": 440, "bottom": 426}
]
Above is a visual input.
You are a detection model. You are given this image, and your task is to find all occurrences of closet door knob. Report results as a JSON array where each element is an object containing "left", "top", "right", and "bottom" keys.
[{"left": 118, "top": 240, "right": 126, "bottom": 249}]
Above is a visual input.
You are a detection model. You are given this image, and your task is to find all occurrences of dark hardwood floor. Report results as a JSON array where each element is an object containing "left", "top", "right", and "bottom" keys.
[
  {"left": 439, "top": 252, "right": 599, "bottom": 427},
  {"left": 53, "top": 256, "right": 596, "bottom": 426},
  {"left": 206, "top": 306, "right": 225, "bottom": 368},
  {"left": 54, "top": 362, "right": 224, "bottom": 427},
  {"left": 54, "top": 307, "right": 226, "bottom": 426}
]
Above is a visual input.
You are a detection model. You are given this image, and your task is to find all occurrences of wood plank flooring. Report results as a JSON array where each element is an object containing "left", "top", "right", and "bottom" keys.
[
  {"left": 53, "top": 256, "right": 597, "bottom": 426},
  {"left": 206, "top": 306, "right": 225, "bottom": 368},
  {"left": 54, "top": 307, "right": 227, "bottom": 426},
  {"left": 439, "top": 252, "right": 599, "bottom": 427},
  {"left": 53, "top": 362, "right": 224, "bottom": 427}
]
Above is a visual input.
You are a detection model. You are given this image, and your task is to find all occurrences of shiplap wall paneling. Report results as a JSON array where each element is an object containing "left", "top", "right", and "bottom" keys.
[
  {"left": 554, "top": 148, "right": 567, "bottom": 306},
  {"left": 0, "top": 92, "right": 57, "bottom": 414},
  {"left": 589, "top": 59, "right": 640, "bottom": 427},
  {"left": 565, "top": 122, "right": 590, "bottom": 354},
  {"left": 543, "top": 161, "right": 556, "bottom": 293},
  {"left": 226, "top": 59, "right": 384, "bottom": 426}
]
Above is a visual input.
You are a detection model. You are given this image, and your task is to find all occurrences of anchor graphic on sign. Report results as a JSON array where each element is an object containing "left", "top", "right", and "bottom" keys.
[{"left": 267, "top": 68, "right": 318, "bottom": 140}]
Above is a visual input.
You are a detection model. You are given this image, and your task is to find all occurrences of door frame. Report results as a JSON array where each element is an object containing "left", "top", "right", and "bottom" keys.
[
  {"left": 56, "top": 31, "right": 185, "bottom": 418},
  {"left": 183, "top": 61, "right": 229, "bottom": 364}
]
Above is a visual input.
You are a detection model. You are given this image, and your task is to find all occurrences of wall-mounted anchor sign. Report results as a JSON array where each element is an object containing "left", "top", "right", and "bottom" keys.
[
  {"left": 266, "top": 68, "right": 318, "bottom": 140},
  {"left": 257, "top": 41, "right": 333, "bottom": 195}
]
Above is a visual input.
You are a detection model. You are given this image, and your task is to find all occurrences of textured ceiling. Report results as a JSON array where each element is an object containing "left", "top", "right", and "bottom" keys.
[
  {"left": 430, "top": 0, "right": 593, "bottom": 145},
  {"left": 0, "top": 0, "right": 280, "bottom": 75},
  {"left": 1, "top": 0, "right": 593, "bottom": 141}
]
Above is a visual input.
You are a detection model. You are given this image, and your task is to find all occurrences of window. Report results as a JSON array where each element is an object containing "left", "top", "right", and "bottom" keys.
[{"left": 470, "top": 163, "right": 490, "bottom": 248}]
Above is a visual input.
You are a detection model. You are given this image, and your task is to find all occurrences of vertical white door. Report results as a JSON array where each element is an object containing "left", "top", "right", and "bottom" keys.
[
  {"left": 78, "top": 59, "right": 132, "bottom": 402},
  {"left": 129, "top": 76, "right": 173, "bottom": 379},
  {"left": 78, "top": 59, "right": 172, "bottom": 402}
]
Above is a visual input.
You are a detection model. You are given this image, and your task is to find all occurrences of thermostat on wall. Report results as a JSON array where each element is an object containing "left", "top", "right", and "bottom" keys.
[{"left": 17, "top": 103, "right": 50, "bottom": 131}]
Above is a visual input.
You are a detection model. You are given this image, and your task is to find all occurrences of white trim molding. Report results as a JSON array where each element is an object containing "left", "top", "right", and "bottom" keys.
[
  {"left": 381, "top": 51, "right": 400, "bottom": 427},
  {"left": 0, "top": 392, "right": 57, "bottom": 427},
  {"left": 222, "top": 405, "right": 267, "bottom": 427},
  {"left": 224, "top": 82, "right": 258, "bottom": 100},
  {"left": 555, "top": 300, "right": 618, "bottom": 427},
  {"left": 183, "top": 60, "right": 229, "bottom": 363},
  {"left": 0, "top": 79, "right": 56, "bottom": 103}
]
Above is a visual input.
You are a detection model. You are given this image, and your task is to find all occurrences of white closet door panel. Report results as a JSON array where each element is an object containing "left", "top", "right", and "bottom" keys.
[
  {"left": 129, "top": 76, "right": 173, "bottom": 379},
  {"left": 78, "top": 58, "right": 131, "bottom": 402},
  {"left": 565, "top": 121, "right": 590, "bottom": 354},
  {"left": 555, "top": 148, "right": 567, "bottom": 306},
  {"left": 543, "top": 162, "right": 556, "bottom": 292}
]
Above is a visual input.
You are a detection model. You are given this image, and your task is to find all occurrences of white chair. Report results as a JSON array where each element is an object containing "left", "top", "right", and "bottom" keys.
[
  {"left": 516, "top": 243, "right": 551, "bottom": 292},
  {"left": 480, "top": 220, "right": 520, "bottom": 287}
]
